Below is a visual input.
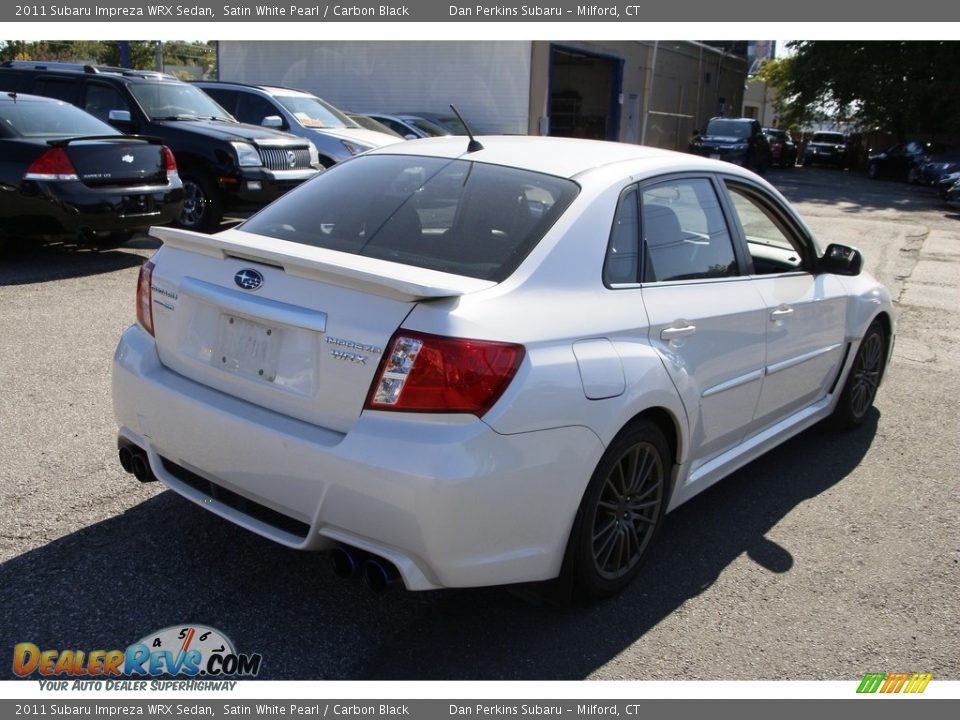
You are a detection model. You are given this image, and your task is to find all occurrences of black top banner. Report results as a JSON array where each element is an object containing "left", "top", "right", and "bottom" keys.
[{"left": 5, "top": 0, "right": 960, "bottom": 22}]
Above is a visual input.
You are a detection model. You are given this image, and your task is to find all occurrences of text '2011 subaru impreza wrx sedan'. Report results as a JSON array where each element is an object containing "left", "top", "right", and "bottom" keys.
[{"left": 112, "top": 136, "right": 894, "bottom": 599}]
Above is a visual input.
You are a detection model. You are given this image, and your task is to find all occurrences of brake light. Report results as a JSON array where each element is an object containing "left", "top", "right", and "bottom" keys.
[
  {"left": 162, "top": 146, "right": 178, "bottom": 173},
  {"left": 24, "top": 147, "right": 78, "bottom": 181},
  {"left": 136, "top": 261, "right": 155, "bottom": 337},
  {"left": 365, "top": 331, "right": 524, "bottom": 416}
]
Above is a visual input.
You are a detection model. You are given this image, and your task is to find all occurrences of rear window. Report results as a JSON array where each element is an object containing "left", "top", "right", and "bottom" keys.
[
  {"left": 241, "top": 154, "right": 580, "bottom": 282},
  {"left": 0, "top": 99, "right": 117, "bottom": 138}
]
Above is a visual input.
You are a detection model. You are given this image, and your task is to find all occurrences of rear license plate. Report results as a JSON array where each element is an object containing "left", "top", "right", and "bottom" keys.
[{"left": 214, "top": 314, "right": 280, "bottom": 382}]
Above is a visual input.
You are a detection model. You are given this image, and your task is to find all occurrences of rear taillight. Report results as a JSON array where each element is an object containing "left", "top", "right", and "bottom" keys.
[
  {"left": 24, "top": 147, "right": 78, "bottom": 181},
  {"left": 162, "top": 146, "right": 178, "bottom": 173},
  {"left": 136, "top": 261, "right": 155, "bottom": 337},
  {"left": 365, "top": 331, "right": 524, "bottom": 416}
]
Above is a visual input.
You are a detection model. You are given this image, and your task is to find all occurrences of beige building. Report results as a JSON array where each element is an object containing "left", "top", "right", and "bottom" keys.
[
  {"left": 742, "top": 77, "right": 780, "bottom": 128},
  {"left": 217, "top": 41, "right": 747, "bottom": 152}
]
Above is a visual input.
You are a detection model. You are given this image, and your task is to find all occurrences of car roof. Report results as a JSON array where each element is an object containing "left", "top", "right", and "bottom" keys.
[
  {"left": 366, "top": 135, "right": 753, "bottom": 181},
  {"left": 195, "top": 81, "right": 316, "bottom": 98}
]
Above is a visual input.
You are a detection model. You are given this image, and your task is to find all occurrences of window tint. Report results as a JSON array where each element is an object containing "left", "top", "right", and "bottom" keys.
[
  {"left": 241, "top": 154, "right": 580, "bottom": 282},
  {"left": 725, "top": 182, "right": 805, "bottom": 274},
  {"left": 235, "top": 94, "right": 279, "bottom": 126},
  {"left": 641, "top": 178, "right": 738, "bottom": 282},
  {"left": 604, "top": 188, "right": 639, "bottom": 285},
  {"left": 31, "top": 78, "right": 75, "bottom": 102},
  {"left": 0, "top": 99, "right": 117, "bottom": 138},
  {"left": 84, "top": 83, "right": 129, "bottom": 123},
  {"left": 201, "top": 88, "right": 237, "bottom": 115}
]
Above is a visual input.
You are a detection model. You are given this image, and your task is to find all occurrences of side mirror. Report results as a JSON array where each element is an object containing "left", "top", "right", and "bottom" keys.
[
  {"left": 261, "top": 115, "right": 284, "bottom": 129},
  {"left": 403, "top": 134, "right": 418, "bottom": 140},
  {"left": 107, "top": 109, "right": 136, "bottom": 133},
  {"left": 819, "top": 243, "right": 863, "bottom": 276}
]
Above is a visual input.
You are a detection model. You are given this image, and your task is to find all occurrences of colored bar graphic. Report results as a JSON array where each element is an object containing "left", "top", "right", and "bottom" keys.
[
  {"left": 857, "top": 672, "right": 933, "bottom": 694},
  {"left": 904, "top": 673, "right": 934, "bottom": 694},
  {"left": 857, "top": 673, "right": 886, "bottom": 693}
]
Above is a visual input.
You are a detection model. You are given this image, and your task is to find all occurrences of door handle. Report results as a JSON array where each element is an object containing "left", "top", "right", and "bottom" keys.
[
  {"left": 661, "top": 324, "right": 697, "bottom": 341},
  {"left": 770, "top": 305, "right": 795, "bottom": 321}
]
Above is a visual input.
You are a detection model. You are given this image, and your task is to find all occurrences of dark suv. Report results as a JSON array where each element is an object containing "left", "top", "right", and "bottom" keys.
[
  {"left": 803, "top": 131, "right": 848, "bottom": 169},
  {"left": 688, "top": 117, "right": 769, "bottom": 173},
  {"left": 0, "top": 61, "right": 322, "bottom": 232}
]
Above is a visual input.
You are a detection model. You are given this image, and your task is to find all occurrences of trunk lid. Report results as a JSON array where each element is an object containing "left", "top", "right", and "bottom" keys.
[
  {"left": 64, "top": 137, "right": 168, "bottom": 187},
  {"left": 146, "top": 226, "right": 494, "bottom": 433}
]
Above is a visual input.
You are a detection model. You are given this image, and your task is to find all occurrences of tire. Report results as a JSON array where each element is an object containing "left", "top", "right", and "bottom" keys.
[
  {"left": 868, "top": 162, "right": 879, "bottom": 180},
  {"left": 566, "top": 420, "right": 671, "bottom": 600},
  {"left": 833, "top": 320, "right": 887, "bottom": 429},
  {"left": 177, "top": 171, "right": 224, "bottom": 233}
]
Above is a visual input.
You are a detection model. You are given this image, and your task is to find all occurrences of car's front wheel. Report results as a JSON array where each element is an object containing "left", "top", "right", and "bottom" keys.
[
  {"left": 177, "top": 171, "right": 224, "bottom": 233},
  {"left": 833, "top": 320, "right": 887, "bottom": 428},
  {"left": 566, "top": 420, "right": 670, "bottom": 599}
]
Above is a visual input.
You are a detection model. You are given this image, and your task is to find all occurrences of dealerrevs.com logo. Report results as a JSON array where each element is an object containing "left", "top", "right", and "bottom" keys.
[
  {"left": 13, "top": 625, "right": 262, "bottom": 690},
  {"left": 857, "top": 672, "right": 933, "bottom": 694}
]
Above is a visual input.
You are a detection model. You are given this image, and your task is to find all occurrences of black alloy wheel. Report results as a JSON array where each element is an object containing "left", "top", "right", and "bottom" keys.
[
  {"left": 833, "top": 320, "right": 887, "bottom": 428},
  {"left": 567, "top": 420, "right": 670, "bottom": 599}
]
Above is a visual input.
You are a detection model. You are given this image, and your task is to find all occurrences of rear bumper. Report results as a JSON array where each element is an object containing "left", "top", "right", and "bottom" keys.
[
  {"left": 7, "top": 178, "right": 183, "bottom": 238},
  {"left": 112, "top": 325, "right": 602, "bottom": 590}
]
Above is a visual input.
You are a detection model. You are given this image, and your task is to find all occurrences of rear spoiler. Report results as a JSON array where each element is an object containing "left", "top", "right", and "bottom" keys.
[{"left": 149, "top": 226, "right": 497, "bottom": 302}]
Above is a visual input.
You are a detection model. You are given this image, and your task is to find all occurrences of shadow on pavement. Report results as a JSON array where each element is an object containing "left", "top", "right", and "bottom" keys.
[
  {"left": 0, "top": 236, "right": 160, "bottom": 287},
  {"left": 0, "top": 412, "right": 878, "bottom": 680}
]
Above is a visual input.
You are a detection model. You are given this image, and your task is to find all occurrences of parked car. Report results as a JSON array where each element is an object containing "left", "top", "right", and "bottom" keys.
[
  {"left": 803, "top": 131, "right": 848, "bottom": 169},
  {"left": 194, "top": 82, "right": 400, "bottom": 167},
  {"left": 0, "top": 61, "right": 322, "bottom": 232},
  {"left": 113, "top": 136, "right": 894, "bottom": 599},
  {"left": 688, "top": 117, "right": 769, "bottom": 173},
  {"left": 945, "top": 177, "right": 960, "bottom": 204},
  {"left": 763, "top": 127, "right": 797, "bottom": 168},
  {"left": 0, "top": 92, "right": 183, "bottom": 248},
  {"left": 346, "top": 112, "right": 404, "bottom": 138},
  {"left": 917, "top": 150, "right": 960, "bottom": 188},
  {"left": 867, "top": 141, "right": 954, "bottom": 182},
  {"left": 402, "top": 111, "right": 469, "bottom": 135},
  {"left": 363, "top": 112, "right": 453, "bottom": 139}
]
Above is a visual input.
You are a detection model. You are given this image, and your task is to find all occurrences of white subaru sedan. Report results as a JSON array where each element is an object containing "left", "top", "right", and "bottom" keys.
[{"left": 113, "top": 136, "right": 894, "bottom": 599}]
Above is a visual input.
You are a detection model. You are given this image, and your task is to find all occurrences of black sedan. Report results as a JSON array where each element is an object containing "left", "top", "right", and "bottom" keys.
[
  {"left": 867, "top": 141, "right": 954, "bottom": 183},
  {"left": 0, "top": 92, "right": 183, "bottom": 248}
]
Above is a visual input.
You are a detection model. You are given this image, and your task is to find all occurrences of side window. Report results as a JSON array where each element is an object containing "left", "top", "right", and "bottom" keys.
[
  {"left": 641, "top": 178, "right": 738, "bottom": 283},
  {"left": 376, "top": 117, "right": 410, "bottom": 136},
  {"left": 603, "top": 188, "right": 639, "bottom": 285},
  {"left": 724, "top": 182, "right": 806, "bottom": 275},
  {"left": 83, "top": 83, "right": 129, "bottom": 123},
  {"left": 235, "top": 94, "right": 279, "bottom": 126},
  {"left": 30, "top": 77, "right": 76, "bottom": 103},
  {"left": 201, "top": 88, "right": 237, "bottom": 115}
]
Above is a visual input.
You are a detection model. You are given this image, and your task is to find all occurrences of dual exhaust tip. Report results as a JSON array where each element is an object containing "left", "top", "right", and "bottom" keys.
[
  {"left": 117, "top": 439, "right": 401, "bottom": 594},
  {"left": 117, "top": 442, "right": 157, "bottom": 484},
  {"left": 330, "top": 545, "right": 402, "bottom": 594}
]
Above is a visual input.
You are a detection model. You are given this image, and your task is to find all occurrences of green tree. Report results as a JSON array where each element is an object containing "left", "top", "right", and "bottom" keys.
[{"left": 773, "top": 41, "right": 960, "bottom": 138}]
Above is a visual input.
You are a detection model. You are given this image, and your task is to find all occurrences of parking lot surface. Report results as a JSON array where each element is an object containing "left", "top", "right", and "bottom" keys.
[{"left": 0, "top": 167, "right": 957, "bottom": 680}]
